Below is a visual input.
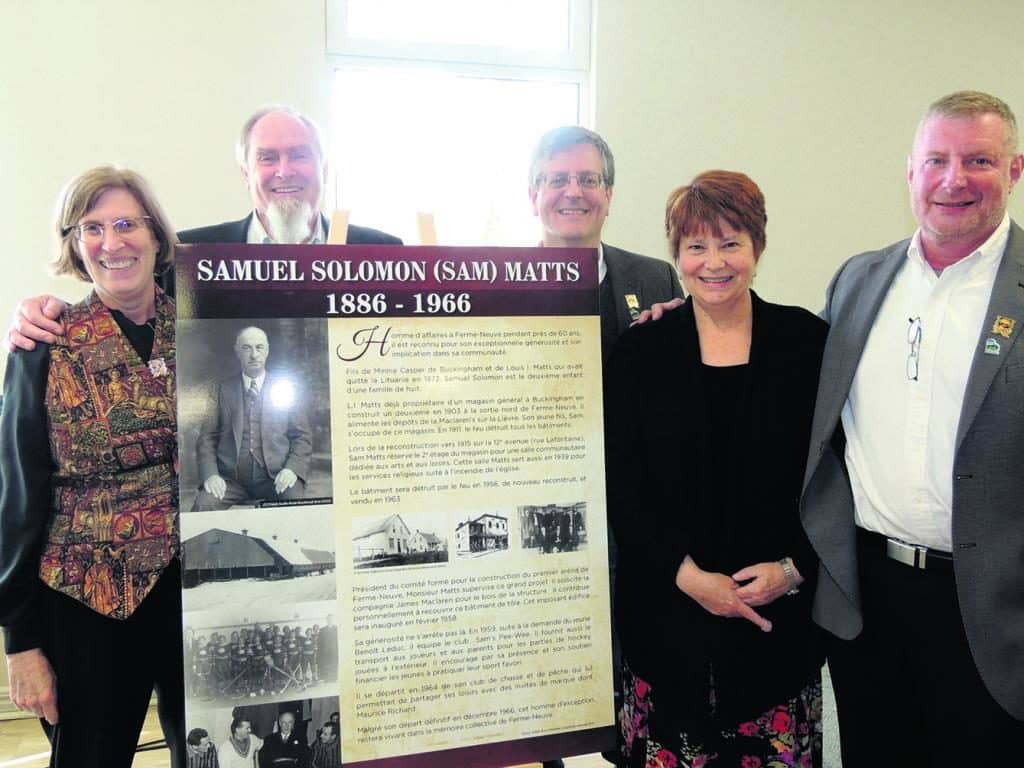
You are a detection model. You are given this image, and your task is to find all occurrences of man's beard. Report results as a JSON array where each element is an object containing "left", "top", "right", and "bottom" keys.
[{"left": 265, "top": 198, "right": 315, "bottom": 244}]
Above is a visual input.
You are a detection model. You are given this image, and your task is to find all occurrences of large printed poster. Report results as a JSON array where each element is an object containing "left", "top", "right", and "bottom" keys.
[{"left": 176, "top": 244, "right": 614, "bottom": 766}]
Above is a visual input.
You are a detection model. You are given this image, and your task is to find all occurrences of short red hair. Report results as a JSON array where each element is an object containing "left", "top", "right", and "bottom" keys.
[{"left": 665, "top": 170, "right": 767, "bottom": 260}]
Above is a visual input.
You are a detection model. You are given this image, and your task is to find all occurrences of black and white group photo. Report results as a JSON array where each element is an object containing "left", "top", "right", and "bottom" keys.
[
  {"left": 519, "top": 502, "right": 587, "bottom": 554},
  {"left": 185, "top": 696, "right": 341, "bottom": 768},
  {"left": 185, "top": 603, "right": 339, "bottom": 705}
]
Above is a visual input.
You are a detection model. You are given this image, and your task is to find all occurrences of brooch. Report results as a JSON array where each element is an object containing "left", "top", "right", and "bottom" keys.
[
  {"left": 148, "top": 357, "right": 169, "bottom": 377},
  {"left": 991, "top": 315, "right": 1016, "bottom": 339}
]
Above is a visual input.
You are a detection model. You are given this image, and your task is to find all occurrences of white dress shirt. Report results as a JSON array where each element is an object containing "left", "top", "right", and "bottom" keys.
[
  {"left": 842, "top": 215, "right": 1009, "bottom": 551},
  {"left": 242, "top": 371, "right": 267, "bottom": 395}
]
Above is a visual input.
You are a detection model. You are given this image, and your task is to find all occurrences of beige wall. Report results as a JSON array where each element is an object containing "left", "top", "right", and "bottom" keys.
[
  {"left": 0, "top": 0, "right": 331, "bottom": 382},
  {"left": 594, "top": 0, "right": 1024, "bottom": 308},
  {"left": 2, "top": 0, "right": 1024, "bottom": 699}
]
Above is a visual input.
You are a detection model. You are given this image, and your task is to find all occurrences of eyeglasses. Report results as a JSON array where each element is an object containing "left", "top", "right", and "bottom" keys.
[
  {"left": 536, "top": 172, "right": 605, "bottom": 190},
  {"left": 907, "top": 316, "right": 922, "bottom": 381},
  {"left": 64, "top": 216, "right": 153, "bottom": 243}
]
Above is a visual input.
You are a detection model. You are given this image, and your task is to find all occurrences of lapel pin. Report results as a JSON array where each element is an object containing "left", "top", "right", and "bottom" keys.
[
  {"left": 991, "top": 315, "right": 1016, "bottom": 338},
  {"left": 984, "top": 338, "right": 1001, "bottom": 356},
  {"left": 625, "top": 293, "right": 640, "bottom": 320}
]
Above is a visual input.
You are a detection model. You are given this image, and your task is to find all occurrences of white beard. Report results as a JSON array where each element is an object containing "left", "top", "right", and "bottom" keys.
[{"left": 265, "top": 199, "right": 315, "bottom": 244}]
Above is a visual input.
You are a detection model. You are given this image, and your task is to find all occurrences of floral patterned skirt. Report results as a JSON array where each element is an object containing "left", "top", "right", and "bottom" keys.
[{"left": 620, "top": 661, "right": 822, "bottom": 768}]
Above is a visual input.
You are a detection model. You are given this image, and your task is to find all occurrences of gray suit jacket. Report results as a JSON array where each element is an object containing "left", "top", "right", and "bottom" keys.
[
  {"left": 196, "top": 371, "right": 313, "bottom": 483},
  {"left": 603, "top": 243, "right": 684, "bottom": 340},
  {"left": 800, "top": 221, "right": 1024, "bottom": 719}
]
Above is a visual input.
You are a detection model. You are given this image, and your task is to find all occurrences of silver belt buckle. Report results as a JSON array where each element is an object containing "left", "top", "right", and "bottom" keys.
[{"left": 886, "top": 537, "right": 927, "bottom": 569}]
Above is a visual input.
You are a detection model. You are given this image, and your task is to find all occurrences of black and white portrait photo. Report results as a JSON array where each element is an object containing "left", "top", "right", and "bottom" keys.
[{"left": 177, "top": 318, "right": 333, "bottom": 513}]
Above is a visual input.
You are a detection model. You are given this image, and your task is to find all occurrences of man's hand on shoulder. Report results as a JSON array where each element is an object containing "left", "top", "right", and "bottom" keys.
[
  {"left": 5, "top": 295, "right": 67, "bottom": 352},
  {"left": 631, "top": 297, "right": 685, "bottom": 326}
]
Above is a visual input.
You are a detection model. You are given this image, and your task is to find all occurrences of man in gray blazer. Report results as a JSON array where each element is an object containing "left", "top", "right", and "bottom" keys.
[
  {"left": 529, "top": 127, "right": 682, "bottom": 768},
  {"left": 801, "top": 90, "right": 1024, "bottom": 765},
  {"left": 529, "top": 126, "right": 683, "bottom": 363}
]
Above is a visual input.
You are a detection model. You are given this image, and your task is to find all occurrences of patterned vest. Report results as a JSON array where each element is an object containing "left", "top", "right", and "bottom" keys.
[{"left": 40, "top": 290, "right": 178, "bottom": 619}]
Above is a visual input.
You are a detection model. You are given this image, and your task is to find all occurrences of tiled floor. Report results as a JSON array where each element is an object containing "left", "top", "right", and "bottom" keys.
[{"left": 0, "top": 710, "right": 170, "bottom": 767}]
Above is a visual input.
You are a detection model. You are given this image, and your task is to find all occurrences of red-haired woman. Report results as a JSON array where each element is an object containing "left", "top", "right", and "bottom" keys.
[{"left": 606, "top": 170, "right": 826, "bottom": 767}]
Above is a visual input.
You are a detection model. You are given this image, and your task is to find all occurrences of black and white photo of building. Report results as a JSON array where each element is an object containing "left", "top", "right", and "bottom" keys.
[
  {"left": 352, "top": 511, "right": 448, "bottom": 568},
  {"left": 180, "top": 507, "right": 337, "bottom": 611},
  {"left": 455, "top": 512, "right": 509, "bottom": 558},
  {"left": 184, "top": 528, "right": 335, "bottom": 587}
]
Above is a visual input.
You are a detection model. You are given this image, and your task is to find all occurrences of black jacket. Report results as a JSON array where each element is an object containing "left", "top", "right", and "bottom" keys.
[{"left": 604, "top": 292, "right": 827, "bottom": 727}]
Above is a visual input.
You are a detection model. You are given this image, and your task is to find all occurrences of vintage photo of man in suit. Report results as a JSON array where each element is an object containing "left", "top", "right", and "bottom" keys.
[
  {"left": 192, "top": 325, "right": 312, "bottom": 510},
  {"left": 176, "top": 318, "right": 332, "bottom": 512}
]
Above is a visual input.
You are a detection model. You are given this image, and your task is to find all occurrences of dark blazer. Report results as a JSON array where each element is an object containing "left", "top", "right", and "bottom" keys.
[
  {"left": 161, "top": 213, "right": 402, "bottom": 296},
  {"left": 800, "top": 221, "right": 1024, "bottom": 720},
  {"left": 602, "top": 242, "right": 684, "bottom": 344},
  {"left": 177, "top": 213, "right": 402, "bottom": 246},
  {"left": 258, "top": 729, "right": 309, "bottom": 768},
  {"left": 606, "top": 293, "right": 827, "bottom": 724},
  {"left": 196, "top": 372, "right": 312, "bottom": 483}
]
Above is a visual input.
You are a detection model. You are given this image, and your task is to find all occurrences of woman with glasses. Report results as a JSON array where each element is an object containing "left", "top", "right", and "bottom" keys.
[
  {"left": 0, "top": 166, "right": 183, "bottom": 766},
  {"left": 605, "top": 171, "right": 827, "bottom": 767}
]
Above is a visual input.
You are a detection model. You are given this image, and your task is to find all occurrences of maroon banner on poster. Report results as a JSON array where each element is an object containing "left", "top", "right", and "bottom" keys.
[{"left": 175, "top": 244, "right": 599, "bottom": 319}]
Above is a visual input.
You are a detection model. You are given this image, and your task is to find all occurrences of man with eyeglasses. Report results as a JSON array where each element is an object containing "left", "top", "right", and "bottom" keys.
[
  {"left": 529, "top": 126, "right": 684, "bottom": 363},
  {"left": 529, "top": 126, "right": 683, "bottom": 768},
  {"left": 5, "top": 105, "right": 400, "bottom": 350},
  {"left": 801, "top": 90, "right": 1024, "bottom": 765}
]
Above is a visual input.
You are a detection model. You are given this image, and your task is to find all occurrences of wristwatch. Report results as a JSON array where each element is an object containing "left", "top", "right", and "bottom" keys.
[{"left": 779, "top": 557, "right": 800, "bottom": 595}]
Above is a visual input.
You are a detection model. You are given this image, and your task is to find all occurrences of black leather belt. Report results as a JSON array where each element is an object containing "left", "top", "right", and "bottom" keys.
[{"left": 857, "top": 528, "right": 953, "bottom": 571}]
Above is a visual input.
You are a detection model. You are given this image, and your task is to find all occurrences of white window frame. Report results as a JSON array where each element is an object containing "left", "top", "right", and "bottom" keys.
[
  {"left": 325, "top": 0, "right": 592, "bottom": 73},
  {"left": 323, "top": 0, "right": 594, "bottom": 244}
]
